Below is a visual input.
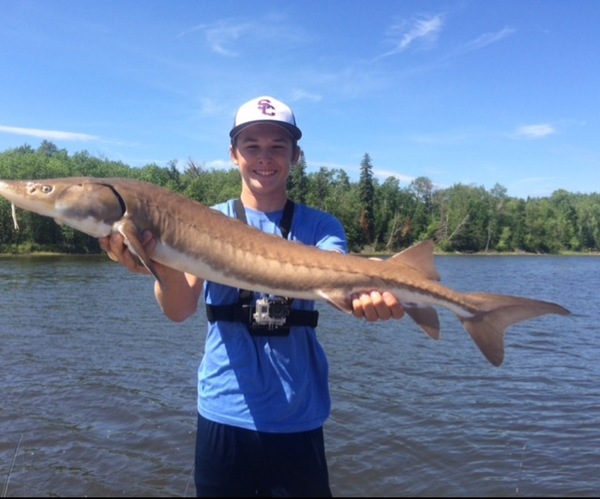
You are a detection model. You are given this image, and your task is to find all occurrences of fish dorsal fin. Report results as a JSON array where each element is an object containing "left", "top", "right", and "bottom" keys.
[{"left": 388, "top": 240, "right": 441, "bottom": 281}]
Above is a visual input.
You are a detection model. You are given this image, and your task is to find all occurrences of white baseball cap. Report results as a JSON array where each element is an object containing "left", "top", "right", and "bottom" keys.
[{"left": 230, "top": 96, "right": 302, "bottom": 141}]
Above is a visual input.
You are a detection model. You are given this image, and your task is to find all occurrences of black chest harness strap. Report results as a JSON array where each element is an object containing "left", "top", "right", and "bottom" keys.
[{"left": 205, "top": 199, "right": 319, "bottom": 335}]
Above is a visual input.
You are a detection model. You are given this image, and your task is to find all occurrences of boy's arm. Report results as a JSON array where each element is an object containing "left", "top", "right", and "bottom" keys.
[{"left": 99, "top": 232, "right": 203, "bottom": 323}]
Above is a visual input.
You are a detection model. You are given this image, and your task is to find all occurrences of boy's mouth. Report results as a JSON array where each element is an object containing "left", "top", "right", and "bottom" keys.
[{"left": 253, "top": 169, "right": 277, "bottom": 177}]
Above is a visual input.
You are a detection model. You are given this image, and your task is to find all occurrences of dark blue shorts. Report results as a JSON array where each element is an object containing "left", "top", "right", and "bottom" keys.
[{"left": 194, "top": 413, "right": 332, "bottom": 497}]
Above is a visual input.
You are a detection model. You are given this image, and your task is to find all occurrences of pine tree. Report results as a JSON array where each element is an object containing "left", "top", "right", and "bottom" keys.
[
  {"left": 358, "top": 153, "right": 375, "bottom": 246},
  {"left": 287, "top": 150, "right": 308, "bottom": 204}
]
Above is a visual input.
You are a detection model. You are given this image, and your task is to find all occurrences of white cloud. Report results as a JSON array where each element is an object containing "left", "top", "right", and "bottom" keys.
[
  {"left": 178, "top": 20, "right": 250, "bottom": 57},
  {"left": 203, "top": 20, "right": 250, "bottom": 57},
  {"left": 514, "top": 124, "right": 557, "bottom": 139},
  {"left": 376, "top": 14, "right": 444, "bottom": 60},
  {"left": 458, "top": 26, "right": 515, "bottom": 54},
  {"left": 198, "top": 97, "right": 228, "bottom": 117},
  {"left": 206, "top": 159, "right": 233, "bottom": 170},
  {"left": 0, "top": 125, "right": 98, "bottom": 142},
  {"left": 181, "top": 16, "right": 309, "bottom": 58},
  {"left": 373, "top": 168, "right": 415, "bottom": 184},
  {"left": 290, "top": 89, "right": 322, "bottom": 103}
]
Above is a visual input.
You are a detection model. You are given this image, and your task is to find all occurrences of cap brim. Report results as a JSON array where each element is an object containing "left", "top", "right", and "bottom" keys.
[{"left": 230, "top": 120, "right": 302, "bottom": 141}]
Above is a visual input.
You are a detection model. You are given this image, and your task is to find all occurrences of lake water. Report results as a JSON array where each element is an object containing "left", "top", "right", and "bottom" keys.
[{"left": 1, "top": 254, "right": 598, "bottom": 497}]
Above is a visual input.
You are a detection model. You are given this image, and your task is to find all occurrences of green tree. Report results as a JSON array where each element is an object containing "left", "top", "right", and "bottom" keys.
[
  {"left": 408, "top": 177, "right": 435, "bottom": 242},
  {"left": 575, "top": 193, "right": 600, "bottom": 250},
  {"left": 433, "top": 183, "right": 491, "bottom": 252},
  {"left": 3, "top": 142, "right": 600, "bottom": 255},
  {"left": 306, "top": 167, "right": 333, "bottom": 211},
  {"left": 523, "top": 198, "right": 559, "bottom": 253},
  {"left": 549, "top": 189, "right": 578, "bottom": 250},
  {"left": 288, "top": 150, "right": 308, "bottom": 204},
  {"left": 358, "top": 153, "right": 376, "bottom": 247},
  {"left": 185, "top": 168, "right": 241, "bottom": 206}
]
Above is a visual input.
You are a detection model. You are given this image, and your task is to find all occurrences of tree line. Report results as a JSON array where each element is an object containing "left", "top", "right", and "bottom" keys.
[{"left": 1, "top": 141, "right": 599, "bottom": 254}]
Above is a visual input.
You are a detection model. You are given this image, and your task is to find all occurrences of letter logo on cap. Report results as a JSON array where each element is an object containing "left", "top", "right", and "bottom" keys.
[{"left": 257, "top": 98, "right": 276, "bottom": 116}]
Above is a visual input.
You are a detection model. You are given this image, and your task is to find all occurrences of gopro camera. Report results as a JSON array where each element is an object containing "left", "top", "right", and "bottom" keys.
[{"left": 250, "top": 297, "right": 291, "bottom": 335}]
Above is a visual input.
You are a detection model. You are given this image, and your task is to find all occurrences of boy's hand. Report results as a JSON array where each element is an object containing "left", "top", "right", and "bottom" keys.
[
  {"left": 351, "top": 291, "right": 405, "bottom": 322},
  {"left": 98, "top": 231, "right": 155, "bottom": 275}
]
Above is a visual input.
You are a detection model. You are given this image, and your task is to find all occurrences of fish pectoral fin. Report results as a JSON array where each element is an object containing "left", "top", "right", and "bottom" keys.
[
  {"left": 116, "top": 219, "right": 164, "bottom": 287},
  {"left": 404, "top": 305, "right": 441, "bottom": 340}
]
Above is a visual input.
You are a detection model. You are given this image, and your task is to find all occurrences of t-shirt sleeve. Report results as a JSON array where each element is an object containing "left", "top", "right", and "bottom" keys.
[
  {"left": 299, "top": 206, "right": 347, "bottom": 254},
  {"left": 316, "top": 219, "right": 346, "bottom": 253}
]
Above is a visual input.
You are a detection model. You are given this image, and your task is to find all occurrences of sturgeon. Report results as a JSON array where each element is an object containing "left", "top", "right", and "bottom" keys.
[{"left": 0, "top": 177, "right": 570, "bottom": 366}]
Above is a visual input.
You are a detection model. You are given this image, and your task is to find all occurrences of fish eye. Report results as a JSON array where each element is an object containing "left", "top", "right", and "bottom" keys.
[{"left": 41, "top": 185, "right": 53, "bottom": 194}]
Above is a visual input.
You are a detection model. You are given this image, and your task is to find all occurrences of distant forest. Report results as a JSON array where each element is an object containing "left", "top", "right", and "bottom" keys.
[{"left": 1, "top": 140, "right": 599, "bottom": 254}]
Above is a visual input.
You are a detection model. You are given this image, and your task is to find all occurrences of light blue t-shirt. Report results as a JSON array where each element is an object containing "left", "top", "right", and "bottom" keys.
[{"left": 198, "top": 200, "right": 347, "bottom": 432}]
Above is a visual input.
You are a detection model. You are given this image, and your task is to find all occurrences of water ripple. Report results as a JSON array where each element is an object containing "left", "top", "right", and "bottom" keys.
[{"left": 1, "top": 255, "right": 599, "bottom": 496}]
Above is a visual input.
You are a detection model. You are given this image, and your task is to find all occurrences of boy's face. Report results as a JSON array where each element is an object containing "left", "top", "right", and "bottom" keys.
[{"left": 230, "top": 123, "right": 300, "bottom": 199}]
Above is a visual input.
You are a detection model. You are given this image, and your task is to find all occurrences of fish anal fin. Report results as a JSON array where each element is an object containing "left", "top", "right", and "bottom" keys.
[
  {"left": 405, "top": 305, "right": 441, "bottom": 340},
  {"left": 116, "top": 219, "right": 164, "bottom": 287},
  {"left": 387, "top": 240, "right": 441, "bottom": 281}
]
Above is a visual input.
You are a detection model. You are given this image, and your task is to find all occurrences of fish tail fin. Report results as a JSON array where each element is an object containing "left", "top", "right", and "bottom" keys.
[{"left": 460, "top": 293, "right": 571, "bottom": 367}]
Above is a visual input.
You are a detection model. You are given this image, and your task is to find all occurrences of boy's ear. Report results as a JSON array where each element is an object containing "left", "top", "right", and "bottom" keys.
[
  {"left": 292, "top": 145, "right": 301, "bottom": 164},
  {"left": 230, "top": 145, "right": 239, "bottom": 164}
]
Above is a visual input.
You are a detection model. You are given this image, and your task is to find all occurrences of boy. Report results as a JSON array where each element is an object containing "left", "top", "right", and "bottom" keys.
[{"left": 100, "top": 96, "right": 404, "bottom": 496}]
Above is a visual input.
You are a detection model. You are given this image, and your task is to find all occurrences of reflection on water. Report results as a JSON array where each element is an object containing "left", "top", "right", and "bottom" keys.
[{"left": 1, "top": 255, "right": 599, "bottom": 496}]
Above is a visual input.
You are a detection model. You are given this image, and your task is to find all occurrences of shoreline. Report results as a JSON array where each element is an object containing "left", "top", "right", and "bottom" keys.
[{"left": 2, "top": 250, "right": 600, "bottom": 258}]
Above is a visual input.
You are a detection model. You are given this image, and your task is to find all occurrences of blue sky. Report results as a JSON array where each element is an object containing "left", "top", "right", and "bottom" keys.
[{"left": 1, "top": 0, "right": 599, "bottom": 199}]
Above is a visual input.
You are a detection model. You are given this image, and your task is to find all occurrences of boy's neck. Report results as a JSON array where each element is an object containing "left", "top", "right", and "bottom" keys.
[{"left": 240, "top": 190, "right": 288, "bottom": 213}]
